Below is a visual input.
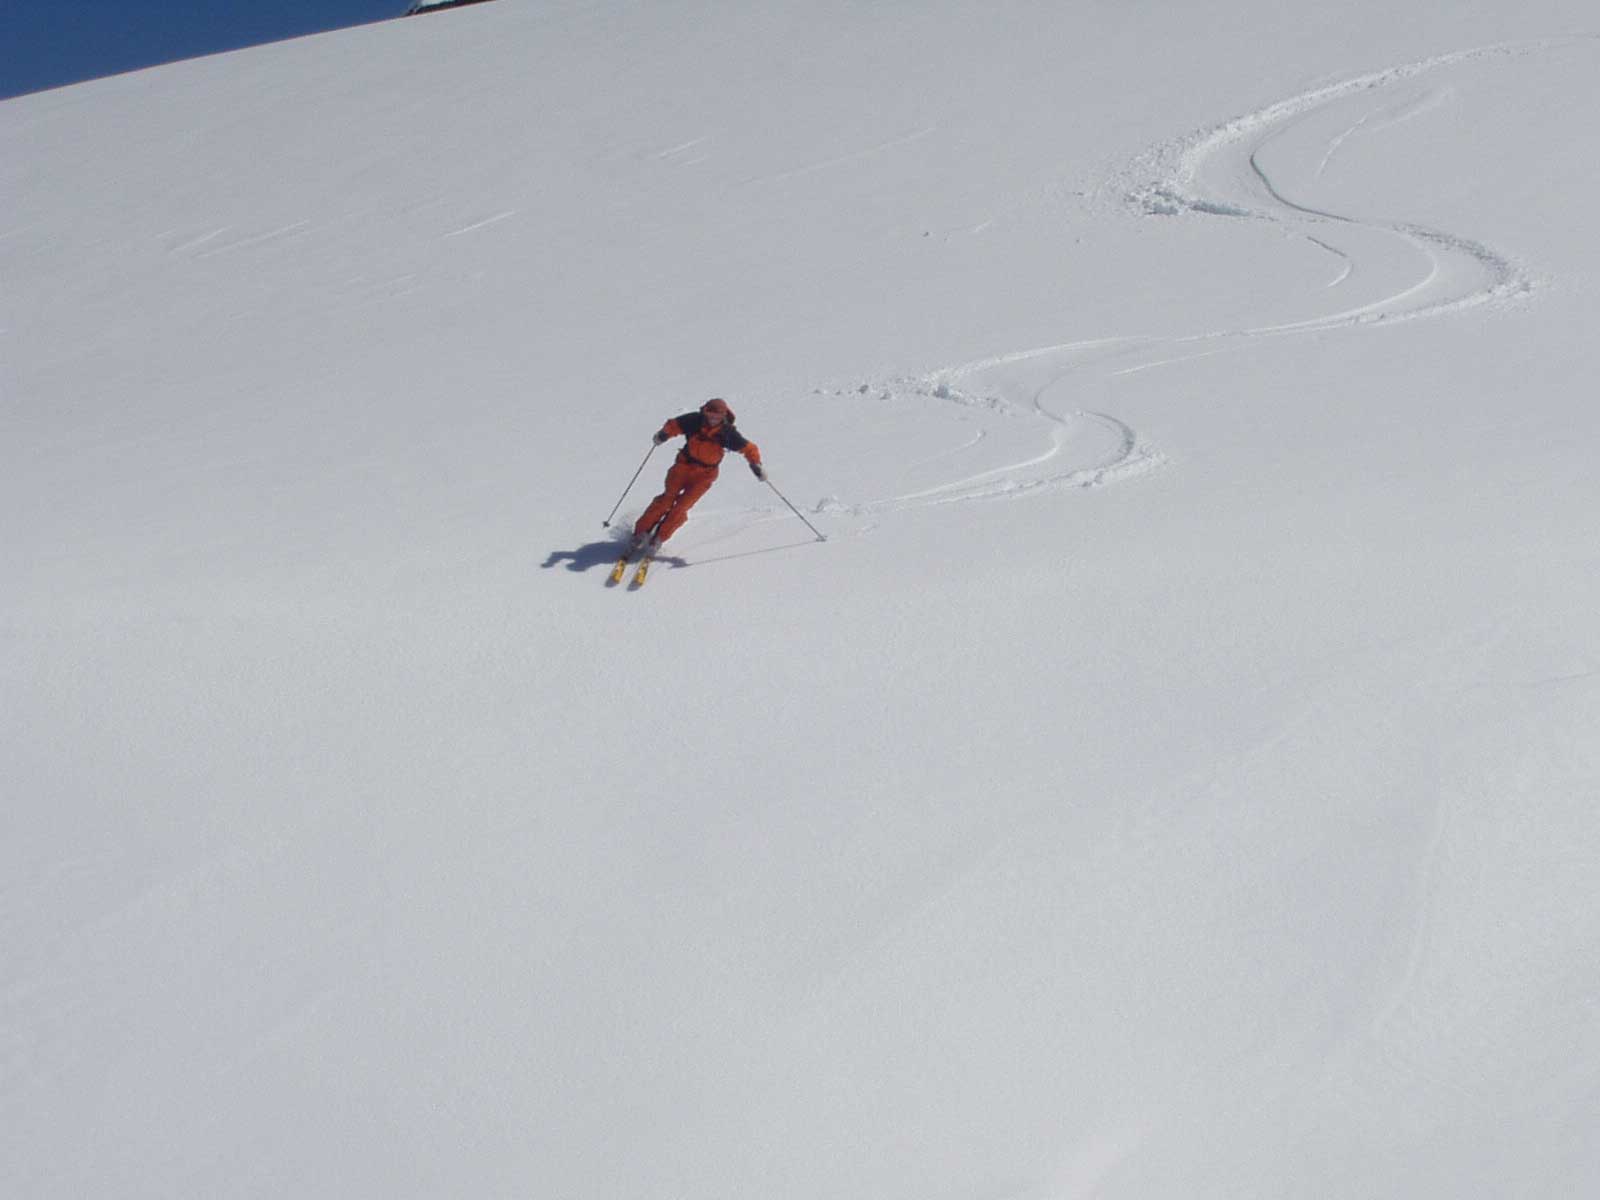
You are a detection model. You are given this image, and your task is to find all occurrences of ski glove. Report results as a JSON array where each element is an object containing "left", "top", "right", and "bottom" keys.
[
  {"left": 652, "top": 431, "right": 669, "bottom": 445},
  {"left": 750, "top": 462, "right": 767, "bottom": 481}
]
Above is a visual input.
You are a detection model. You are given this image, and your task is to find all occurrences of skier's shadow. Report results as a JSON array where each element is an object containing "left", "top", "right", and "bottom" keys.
[{"left": 541, "top": 539, "right": 688, "bottom": 574}]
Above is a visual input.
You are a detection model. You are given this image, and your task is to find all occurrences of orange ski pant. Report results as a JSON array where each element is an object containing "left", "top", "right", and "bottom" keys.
[{"left": 635, "top": 461, "right": 717, "bottom": 543}]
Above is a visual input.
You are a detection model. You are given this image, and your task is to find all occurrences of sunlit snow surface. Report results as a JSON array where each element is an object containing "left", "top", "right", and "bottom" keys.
[{"left": 5, "top": 3, "right": 1600, "bottom": 1197}]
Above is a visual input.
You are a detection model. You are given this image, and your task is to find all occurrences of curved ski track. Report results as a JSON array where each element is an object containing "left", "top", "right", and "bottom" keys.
[{"left": 754, "top": 40, "right": 1575, "bottom": 531}]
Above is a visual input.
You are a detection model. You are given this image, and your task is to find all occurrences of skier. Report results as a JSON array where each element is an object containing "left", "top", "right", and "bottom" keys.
[{"left": 629, "top": 398, "right": 765, "bottom": 553}]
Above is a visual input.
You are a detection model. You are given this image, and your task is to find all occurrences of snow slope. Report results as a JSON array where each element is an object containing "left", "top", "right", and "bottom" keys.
[{"left": 6, "top": 2, "right": 1600, "bottom": 1196}]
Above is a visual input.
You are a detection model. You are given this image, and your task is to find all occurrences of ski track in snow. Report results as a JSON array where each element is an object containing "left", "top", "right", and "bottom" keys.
[
  {"left": 191, "top": 219, "right": 314, "bottom": 259},
  {"left": 444, "top": 210, "right": 518, "bottom": 238},
  {"left": 759, "top": 40, "right": 1574, "bottom": 533}
]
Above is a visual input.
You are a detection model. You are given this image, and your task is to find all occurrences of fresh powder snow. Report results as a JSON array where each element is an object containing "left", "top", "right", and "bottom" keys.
[{"left": 5, "top": 2, "right": 1600, "bottom": 1196}]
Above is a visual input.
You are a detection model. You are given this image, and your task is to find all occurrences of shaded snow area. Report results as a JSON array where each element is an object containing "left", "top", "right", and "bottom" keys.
[{"left": 6, "top": 2, "right": 1600, "bottom": 1196}]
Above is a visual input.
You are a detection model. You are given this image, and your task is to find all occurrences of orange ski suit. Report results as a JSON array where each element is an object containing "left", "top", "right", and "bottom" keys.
[{"left": 634, "top": 409, "right": 761, "bottom": 543}]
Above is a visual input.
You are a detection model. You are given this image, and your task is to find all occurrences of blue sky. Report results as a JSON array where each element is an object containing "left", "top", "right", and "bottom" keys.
[{"left": 1, "top": 1, "right": 407, "bottom": 100}]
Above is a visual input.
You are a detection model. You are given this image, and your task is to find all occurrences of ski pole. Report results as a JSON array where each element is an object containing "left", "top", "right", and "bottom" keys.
[
  {"left": 602, "top": 444, "right": 657, "bottom": 527},
  {"left": 765, "top": 478, "right": 828, "bottom": 542}
]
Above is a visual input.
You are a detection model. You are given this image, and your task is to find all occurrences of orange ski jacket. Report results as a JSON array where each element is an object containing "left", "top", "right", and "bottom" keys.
[{"left": 660, "top": 412, "right": 761, "bottom": 471}]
